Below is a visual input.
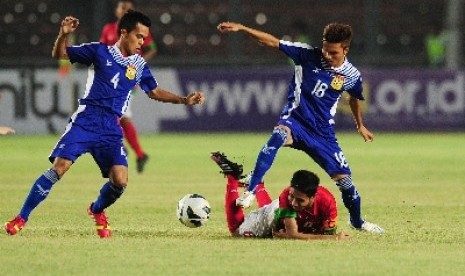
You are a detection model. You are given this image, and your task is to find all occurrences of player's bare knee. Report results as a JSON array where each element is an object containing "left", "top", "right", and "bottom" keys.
[
  {"left": 52, "top": 158, "right": 72, "bottom": 178},
  {"left": 110, "top": 176, "right": 128, "bottom": 188},
  {"left": 114, "top": 181, "right": 127, "bottom": 189},
  {"left": 108, "top": 165, "right": 128, "bottom": 188},
  {"left": 332, "top": 174, "right": 349, "bottom": 182}
]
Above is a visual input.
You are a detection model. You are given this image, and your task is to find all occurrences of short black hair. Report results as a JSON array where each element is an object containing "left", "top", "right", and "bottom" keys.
[
  {"left": 118, "top": 9, "right": 151, "bottom": 36},
  {"left": 290, "top": 170, "right": 320, "bottom": 197},
  {"left": 322, "top": 23, "right": 353, "bottom": 48},
  {"left": 118, "top": 0, "right": 135, "bottom": 5}
]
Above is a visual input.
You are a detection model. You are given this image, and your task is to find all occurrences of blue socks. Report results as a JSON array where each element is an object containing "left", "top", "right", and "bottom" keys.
[
  {"left": 248, "top": 127, "right": 287, "bottom": 193},
  {"left": 91, "top": 182, "right": 125, "bottom": 213},
  {"left": 18, "top": 170, "right": 124, "bottom": 219},
  {"left": 336, "top": 175, "right": 363, "bottom": 228},
  {"left": 19, "top": 169, "right": 60, "bottom": 221}
]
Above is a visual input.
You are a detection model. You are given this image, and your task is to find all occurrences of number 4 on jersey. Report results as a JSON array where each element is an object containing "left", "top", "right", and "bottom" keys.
[{"left": 111, "top": 72, "right": 120, "bottom": 89}]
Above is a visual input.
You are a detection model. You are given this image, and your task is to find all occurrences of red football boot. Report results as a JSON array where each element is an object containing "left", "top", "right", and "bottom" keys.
[
  {"left": 88, "top": 204, "right": 111, "bottom": 238},
  {"left": 5, "top": 215, "right": 27, "bottom": 235}
]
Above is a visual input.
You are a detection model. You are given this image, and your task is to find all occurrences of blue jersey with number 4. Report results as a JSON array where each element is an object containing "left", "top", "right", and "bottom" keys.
[
  {"left": 278, "top": 40, "right": 364, "bottom": 138},
  {"left": 67, "top": 43, "right": 158, "bottom": 117}
]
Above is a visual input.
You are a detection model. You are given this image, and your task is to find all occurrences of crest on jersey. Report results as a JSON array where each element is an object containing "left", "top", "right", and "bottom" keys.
[
  {"left": 330, "top": 75, "right": 345, "bottom": 90},
  {"left": 125, "top": 64, "right": 136, "bottom": 80}
]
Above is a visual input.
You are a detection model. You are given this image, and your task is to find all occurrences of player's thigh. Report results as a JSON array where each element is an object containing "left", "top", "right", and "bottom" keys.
[
  {"left": 92, "top": 143, "right": 128, "bottom": 180},
  {"left": 238, "top": 201, "right": 277, "bottom": 238},
  {"left": 297, "top": 134, "right": 351, "bottom": 176},
  {"left": 49, "top": 128, "right": 93, "bottom": 164},
  {"left": 238, "top": 211, "right": 263, "bottom": 237}
]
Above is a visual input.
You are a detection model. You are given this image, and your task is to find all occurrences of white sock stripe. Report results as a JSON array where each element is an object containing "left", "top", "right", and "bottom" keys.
[
  {"left": 43, "top": 169, "right": 60, "bottom": 184},
  {"left": 273, "top": 127, "right": 288, "bottom": 145},
  {"left": 336, "top": 176, "right": 353, "bottom": 190}
]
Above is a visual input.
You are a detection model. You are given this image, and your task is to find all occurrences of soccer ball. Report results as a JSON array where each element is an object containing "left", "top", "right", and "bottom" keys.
[{"left": 177, "top": 194, "right": 211, "bottom": 228}]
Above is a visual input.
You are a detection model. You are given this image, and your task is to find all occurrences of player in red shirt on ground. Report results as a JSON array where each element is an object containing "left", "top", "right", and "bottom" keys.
[
  {"left": 211, "top": 152, "right": 349, "bottom": 240},
  {"left": 100, "top": 0, "right": 157, "bottom": 173}
]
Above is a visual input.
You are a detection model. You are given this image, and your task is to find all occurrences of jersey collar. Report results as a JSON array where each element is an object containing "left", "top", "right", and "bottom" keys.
[
  {"left": 108, "top": 44, "right": 141, "bottom": 67},
  {"left": 320, "top": 56, "right": 348, "bottom": 74}
]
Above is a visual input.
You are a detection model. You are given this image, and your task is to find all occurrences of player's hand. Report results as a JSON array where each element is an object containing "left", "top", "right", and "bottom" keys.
[
  {"left": 358, "top": 125, "right": 374, "bottom": 142},
  {"left": 272, "top": 229, "right": 287, "bottom": 239},
  {"left": 60, "top": 16, "right": 79, "bottom": 35},
  {"left": 0, "top": 126, "right": 15, "bottom": 135},
  {"left": 336, "top": 232, "right": 351, "bottom": 240},
  {"left": 185, "top": 91, "right": 205, "bottom": 105},
  {"left": 217, "top": 22, "right": 243, "bottom": 33}
]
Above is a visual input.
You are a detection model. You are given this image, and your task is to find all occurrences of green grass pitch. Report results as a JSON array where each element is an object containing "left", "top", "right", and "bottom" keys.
[{"left": 1, "top": 132, "right": 464, "bottom": 275}]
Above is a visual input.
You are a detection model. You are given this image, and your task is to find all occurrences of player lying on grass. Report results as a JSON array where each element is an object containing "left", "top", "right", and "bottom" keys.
[
  {"left": 4, "top": 11, "right": 205, "bottom": 238},
  {"left": 211, "top": 152, "right": 350, "bottom": 240},
  {"left": 0, "top": 126, "right": 15, "bottom": 135}
]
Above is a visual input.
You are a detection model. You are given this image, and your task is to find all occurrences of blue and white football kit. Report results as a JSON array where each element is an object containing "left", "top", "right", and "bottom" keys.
[
  {"left": 14, "top": 42, "right": 158, "bottom": 222},
  {"left": 50, "top": 43, "right": 158, "bottom": 177},
  {"left": 278, "top": 40, "right": 364, "bottom": 176},
  {"left": 246, "top": 40, "right": 367, "bottom": 228}
]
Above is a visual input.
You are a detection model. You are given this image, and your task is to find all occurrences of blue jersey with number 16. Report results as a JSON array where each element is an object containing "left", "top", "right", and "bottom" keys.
[{"left": 67, "top": 42, "right": 158, "bottom": 117}]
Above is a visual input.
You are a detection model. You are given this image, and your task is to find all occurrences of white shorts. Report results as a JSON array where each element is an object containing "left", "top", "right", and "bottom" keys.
[{"left": 238, "top": 199, "right": 279, "bottom": 238}]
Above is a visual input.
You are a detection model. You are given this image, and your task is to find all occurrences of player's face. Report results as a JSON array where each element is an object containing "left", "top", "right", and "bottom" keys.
[
  {"left": 115, "top": 2, "right": 135, "bottom": 20},
  {"left": 120, "top": 23, "right": 149, "bottom": 56},
  {"left": 322, "top": 41, "right": 348, "bottom": 68},
  {"left": 288, "top": 187, "right": 314, "bottom": 212}
]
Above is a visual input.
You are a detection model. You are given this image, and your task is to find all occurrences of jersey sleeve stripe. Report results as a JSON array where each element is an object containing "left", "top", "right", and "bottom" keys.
[{"left": 280, "top": 40, "right": 313, "bottom": 49}]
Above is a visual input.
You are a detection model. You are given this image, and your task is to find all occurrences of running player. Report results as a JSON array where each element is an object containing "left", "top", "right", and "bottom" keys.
[
  {"left": 217, "top": 22, "right": 384, "bottom": 233},
  {"left": 211, "top": 152, "right": 349, "bottom": 240},
  {"left": 4, "top": 11, "right": 205, "bottom": 238},
  {"left": 100, "top": 0, "right": 157, "bottom": 173}
]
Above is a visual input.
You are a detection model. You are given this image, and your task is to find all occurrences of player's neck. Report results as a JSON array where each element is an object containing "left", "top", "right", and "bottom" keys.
[
  {"left": 115, "top": 42, "right": 129, "bottom": 57},
  {"left": 332, "top": 58, "right": 347, "bottom": 69}
]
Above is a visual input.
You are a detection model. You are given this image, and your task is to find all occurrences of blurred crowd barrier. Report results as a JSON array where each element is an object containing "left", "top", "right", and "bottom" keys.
[
  {"left": 0, "top": 0, "right": 462, "bottom": 68},
  {"left": 1, "top": 67, "right": 464, "bottom": 134}
]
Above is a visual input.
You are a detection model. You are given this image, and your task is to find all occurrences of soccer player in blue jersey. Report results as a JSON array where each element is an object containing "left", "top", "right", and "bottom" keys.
[
  {"left": 217, "top": 21, "right": 383, "bottom": 233},
  {"left": 4, "top": 11, "right": 205, "bottom": 238}
]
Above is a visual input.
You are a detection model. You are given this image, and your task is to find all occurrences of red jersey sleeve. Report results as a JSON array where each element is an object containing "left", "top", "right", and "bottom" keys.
[
  {"left": 100, "top": 22, "right": 118, "bottom": 45},
  {"left": 142, "top": 32, "right": 157, "bottom": 51},
  {"left": 278, "top": 187, "right": 291, "bottom": 208},
  {"left": 100, "top": 24, "right": 111, "bottom": 44},
  {"left": 143, "top": 33, "right": 154, "bottom": 47},
  {"left": 316, "top": 186, "right": 338, "bottom": 234}
]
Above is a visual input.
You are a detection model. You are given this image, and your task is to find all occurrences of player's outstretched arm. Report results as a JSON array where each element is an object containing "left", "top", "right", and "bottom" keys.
[
  {"left": 52, "top": 16, "right": 79, "bottom": 60},
  {"left": 217, "top": 22, "right": 279, "bottom": 48},
  {"left": 273, "top": 229, "right": 350, "bottom": 241},
  {"left": 349, "top": 95, "right": 374, "bottom": 142},
  {"left": 273, "top": 218, "right": 350, "bottom": 240},
  {"left": 0, "top": 126, "right": 15, "bottom": 135},
  {"left": 148, "top": 87, "right": 205, "bottom": 105}
]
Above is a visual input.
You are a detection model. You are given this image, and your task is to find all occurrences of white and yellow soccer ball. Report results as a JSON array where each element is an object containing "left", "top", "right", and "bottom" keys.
[{"left": 176, "top": 194, "right": 211, "bottom": 228}]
